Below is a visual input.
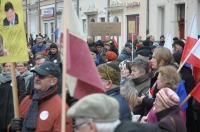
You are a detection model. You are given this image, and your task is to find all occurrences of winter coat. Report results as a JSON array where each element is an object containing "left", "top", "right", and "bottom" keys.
[
  {"left": 106, "top": 87, "right": 132, "bottom": 121},
  {"left": 31, "top": 43, "right": 46, "bottom": 56},
  {"left": 156, "top": 105, "right": 187, "bottom": 132},
  {"left": 19, "top": 88, "right": 73, "bottom": 132},
  {"left": 0, "top": 76, "right": 25, "bottom": 131},
  {"left": 117, "top": 48, "right": 132, "bottom": 62}
]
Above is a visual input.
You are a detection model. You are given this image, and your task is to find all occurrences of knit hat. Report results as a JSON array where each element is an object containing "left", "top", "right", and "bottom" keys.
[
  {"left": 125, "top": 42, "right": 132, "bottom": 49},
  {"left": 156, "top": 88, "right": 180, "bottom": 108},
  {"left": 67, "top": 93, "right": 119, "bottom": 122},
  {"left": 106, "top": 51, "right": 117, "bottom": 61},
  {"left": 173, "top": 40, "right": 184, "bottom": 49},
  {"left": 97, "top": 63, "right": 120, "bottom": 85},
  {"left": 95, "top": 40, "right": 104, "bottom": 47},
  {"left": 50, "top": 43, "right": 58, "bottom": 49}
]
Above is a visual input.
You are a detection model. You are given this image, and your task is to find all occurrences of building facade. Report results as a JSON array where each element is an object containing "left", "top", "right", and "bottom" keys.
[{"left": 149, "top": 0, "right": 200, "bottom": 40}]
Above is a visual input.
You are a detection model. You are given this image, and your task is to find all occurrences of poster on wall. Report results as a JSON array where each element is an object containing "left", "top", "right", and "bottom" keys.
[
  {"left": 128, "top": 21, "right": 135, "bottom": 34},
  {"left": 0, "top": 0, "right": 28, "bottom": 63}
]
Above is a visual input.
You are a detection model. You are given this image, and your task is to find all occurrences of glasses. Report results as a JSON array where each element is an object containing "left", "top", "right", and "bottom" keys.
[
  {"left": 37, "top": 38, "right": 42, "bottom": 39},
  {"left": 35, "top": 73, "right": 54, "bottom": 79}
]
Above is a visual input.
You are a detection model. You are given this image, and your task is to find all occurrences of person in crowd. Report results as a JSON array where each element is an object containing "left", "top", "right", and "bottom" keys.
[
  {"left": 95, "top": 40, "right": 107, "bottom": 64},
  {"left": 42, "top": 39, "right": 51, "bottom": 55},
  {"left": 143, "top": 65, "right": 187, "bottom": 124},
  {"left": 159, "top": 35, "right": 165, "bottom": 47},
  {"left": 138, "top": 47, "right": 173, "bottom": 116},
  {"left": 129, "top": 57, "right": 151, "bottom": 116},
  {"left": 48, "top": 43, "right": 61, "bottom": 65},
  {"left": 143, "top": 34, "right": 154, "bottom": 48},
  {"left": 10, "top": 61, "right": 73, "bottom": 131},
  {"left": 154, "top": 88, "right": 187, "bottom": 132},
  {"left": 3, "top": 2, "right": 18, "bottom": 26},
  {"left": 173, "top": 51, "right": 197, "bottom": 132},
  {"left": 173, "top": 40, "right": 185, "bottom": 52},
  {"left": 0, "top": 63, "right": 25, "bottom": 131},
  {"left": 0, "top": 34, "right": 9, "bottom": 56},
  {"left": 31, "top": 34, "right": 46, "bottom": 56},
  {"left": 117, "top": 42, "right": 133, "bottom": 62},
  {"left": 16, "top": 62, "right": 33, "bottom": 92},
  {"left": 105, "top": 51, "right": 118, "bottom": 62},
  {"left": 114, "top": 121, "right": 161, "bottom": 132},
  {"left": 87, "top": 36, "right": 95, "bottom": 48},
  {"left": 97, "top": 63, "right": 132, "bottom": 121},
  {"left": 119, "top": 60, "right": 132, "bottom": 86},
  {"left": 68, "top": 93, "right": 121, "bottom": 132},
  {"left": 104, "top": 39, "right": 118, "bottom": 55},
  {"left": 120, "top": 81, "right": 139, "bottom": 121},
  {"left": 27, "top": 42, "right": 34, "bottom": 68},
  {"left": 89, "top": 46, "right": 99, "bottom": 65},
  {"left": 133, "top": 35, "right": 142, "bottom": 49}
]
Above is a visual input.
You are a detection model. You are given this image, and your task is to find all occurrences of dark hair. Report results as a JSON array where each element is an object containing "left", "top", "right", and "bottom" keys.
[
  {"left": 125, "top": 61, "right": 132, "bottom": 74},
  {"left": 4, "top": 2, "right": 14, "bottom": 12},
  {"left": 37, "top": 34, "right": 43, "bottom": 38},
  {"left": 89, "top": 46, "right": 98, "bottom": 54},
  {"left": 160, "top": 35, "right": 165, "bottom": 39},
  {"left": 173, "top": 37, "right": 179, "bottom": 41}
]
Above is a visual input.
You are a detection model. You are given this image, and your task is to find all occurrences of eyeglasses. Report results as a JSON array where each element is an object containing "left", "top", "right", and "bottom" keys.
[
  {"left": 37, "top": 38, "right": 42, "bottom": 39},
  {"left": 35, "top": 73, "right": 55, "bottom": 79}
]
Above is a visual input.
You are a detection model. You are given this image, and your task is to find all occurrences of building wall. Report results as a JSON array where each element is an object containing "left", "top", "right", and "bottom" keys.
[{"left": 149, "top": 0, "right": 199, "bottom": 41}]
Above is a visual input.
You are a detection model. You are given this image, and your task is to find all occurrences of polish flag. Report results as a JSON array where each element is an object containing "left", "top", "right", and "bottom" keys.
[
  {"left": 112, "top": 36, "right": 118, "bottom": 48},
  {"left": 164, "top": 31, "right": 173, "bottom": 52},
  {"left": 58, "top": 0, "right": 105, "bottom": 100},
  {"left": 181, "top": 12, "right": 198, "bottom": 65},
  {"left": 190, "top": 83, "right": 200, "bottom": 103}
]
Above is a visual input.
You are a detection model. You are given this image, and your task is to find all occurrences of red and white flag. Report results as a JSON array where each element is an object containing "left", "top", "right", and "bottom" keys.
[
  {"left": 112, "top": 36, "right": 118, "bottom": 48},
  {"left": 190, "top": 83, "right": 200, "bottom": 103},
  {"left": 59, "top": 0, "right": 104, "bottom": 99},
  {"left": 181, "top": 12, "right": 198, "bottom": 65}
]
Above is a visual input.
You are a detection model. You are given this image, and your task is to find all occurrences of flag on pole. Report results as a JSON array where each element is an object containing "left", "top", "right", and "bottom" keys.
[
  {"left": 112, "top": 36, "right": 118, "bottom": 48},
  {"left": 164, "top": 31, "right": 173, "bottom": 52},
  {"left": 190, "top": 83, "right": 200, "bottom": 102},
  {"left": 181, "top": 12, "right": 198, "bottom": 65},
  {"left": 59, "top": 0, "right": 104, "bottom": 99}
]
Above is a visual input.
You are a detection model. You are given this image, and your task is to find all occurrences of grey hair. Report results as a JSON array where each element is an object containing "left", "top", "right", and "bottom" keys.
[
  {"left": 95, "top": 120, "right": 121, "bottom": 132},
  {"left": 130, "top": 56, "right": 150, "bottom": 73}
]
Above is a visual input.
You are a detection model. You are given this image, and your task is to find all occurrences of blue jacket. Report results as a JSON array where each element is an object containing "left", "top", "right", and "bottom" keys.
[
  {"left": 32, "top": 44, "right": 46, "bottom": 56},
  {"left": 106, "top": 87, "right": 132, "bottom": 121},
  {"left": 117, "top": 48, "right": 131, "bottom": 62}
]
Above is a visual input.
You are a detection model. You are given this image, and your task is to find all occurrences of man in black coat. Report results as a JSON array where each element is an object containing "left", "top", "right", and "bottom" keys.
[{"left": 3, "top": 2, "right": 19, "bottom": 26}]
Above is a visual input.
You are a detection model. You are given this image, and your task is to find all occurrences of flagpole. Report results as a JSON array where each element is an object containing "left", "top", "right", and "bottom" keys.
[
  {"left": 61, "top": 0, "right": 67, "bottom": 131},
  {"left": 177, "top": 39, "right": 200, "bottom": 73},
  {"left": 179, "top": 94, "right": 191, "bottom": 108}
]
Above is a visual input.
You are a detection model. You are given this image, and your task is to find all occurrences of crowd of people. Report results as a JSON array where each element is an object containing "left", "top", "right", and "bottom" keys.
[{"left": 0, "top": 33, "right": 200, "bottom": 132}]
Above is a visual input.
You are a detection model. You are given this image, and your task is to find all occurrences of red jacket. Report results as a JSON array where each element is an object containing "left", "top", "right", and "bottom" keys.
[{"left": 19, "top": 91, "right": 73, "bottom": 132}]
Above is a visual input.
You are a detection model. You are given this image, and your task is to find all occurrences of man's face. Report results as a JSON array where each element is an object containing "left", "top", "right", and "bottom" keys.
[
  {"left": 6, "top": 9, "right": 15, "bottom": 22},
  {"left": 35, "top": 58, "right": 46, "bottom": 68},
  {"left": 34, "top": 73, "right": 57, "bottom": 92},
  {"left": 46, "top": 42, "right": 51, "bottom": 50},
  {"left": 37, "top": 36, "right": 43, "bottom": 43},
  {"left": 50, "top": 48, "right": 57, "bottom": 54},
  {"left": 96, "top": 46, "right": 103, "bottom": 53}
]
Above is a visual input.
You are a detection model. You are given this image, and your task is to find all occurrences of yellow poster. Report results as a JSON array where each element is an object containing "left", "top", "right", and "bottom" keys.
[
  {"left": 128, "top": 21, "right": 135, "bottom": 34},
  {"left": 0, "top": 0, "right": 28, "bottom": 63}
]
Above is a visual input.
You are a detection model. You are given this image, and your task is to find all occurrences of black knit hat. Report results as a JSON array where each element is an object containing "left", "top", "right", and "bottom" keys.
[
  {"left": 95, "top": 40, "right": 104, "bottom": 47},
  {"left": 50, "top": 43, "right": 58, "bottom": 49}
]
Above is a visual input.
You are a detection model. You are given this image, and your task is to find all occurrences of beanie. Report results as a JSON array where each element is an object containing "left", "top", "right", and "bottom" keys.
[
  {"left": 106, "top": 51, "right": 117, "bottom": 61},
  {"left": 50, "top": 43, "right": 58, "bottom": 49}
]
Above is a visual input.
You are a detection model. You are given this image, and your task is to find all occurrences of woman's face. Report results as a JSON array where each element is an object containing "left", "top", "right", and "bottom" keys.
[
  {"left": 16, "top": 62, "right": 27, "bottom": 73},
  {"left": 131, "top": 66, "right": 145, "bottom": 79},
  {"left": 121, "top": 64, "right": 130, "bottom": 78},
  {"left": 154, "top": 98, "right": 165, "bottom": 113},
  {"left": 156, "top": 74, "right": 165, "bottom": 90},
  {"left": 151, "top": 53, "right": 159, "bottom": 69},
  {"left": 4, "top": 63, "right": 11, "bottom": 72}
]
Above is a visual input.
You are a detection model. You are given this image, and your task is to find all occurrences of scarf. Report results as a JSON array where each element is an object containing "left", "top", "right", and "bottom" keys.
[
  {"left": 0, "top": 70, "right": 20, "bottom": 83},
  {"left": 22, "top": 86, "right": 56, "bottom": 132}
]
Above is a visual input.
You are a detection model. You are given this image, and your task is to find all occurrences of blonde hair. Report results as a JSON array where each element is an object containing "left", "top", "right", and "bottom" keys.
[
  {"left": 121, "top": 81, "right": 138, "bottom": 110},
  {"left": 153, "top": 47, "right": 172, "bottom": 68},
  {"left": 158, "top": 65, "right": 181, "bottom": 89}
]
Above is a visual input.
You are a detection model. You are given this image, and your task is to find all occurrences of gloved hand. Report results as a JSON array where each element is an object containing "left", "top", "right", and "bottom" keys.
[{"left": 11, "top": 117, "right": 23, "bottom": 130}]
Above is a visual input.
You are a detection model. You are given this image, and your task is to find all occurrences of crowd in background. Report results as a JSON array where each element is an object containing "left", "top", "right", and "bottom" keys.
[{"left": 0, "top": 32, "right": 200, "bottom": 132}]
